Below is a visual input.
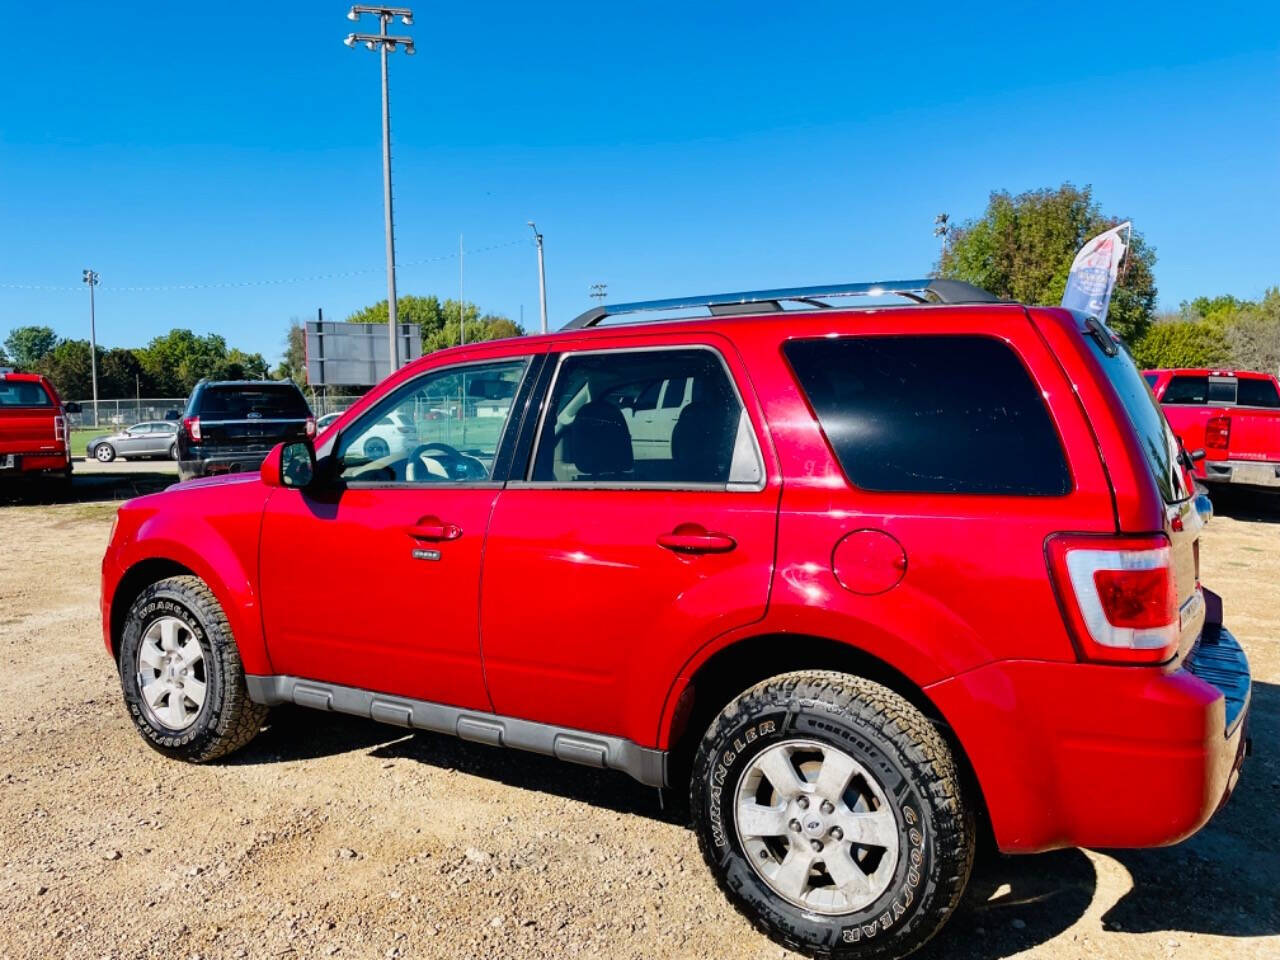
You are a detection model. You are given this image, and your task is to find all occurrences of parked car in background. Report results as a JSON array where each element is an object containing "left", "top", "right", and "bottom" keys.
[
  {"left": 176, "top": 380, "right": 314, "bottom": 481},
  {"left": 87, "top": 421, "right": 180, "bottom": 462},
  {"left": 315, "top": 411, "right": 342, "bottom": 432},
  {"left": 1146, "top": 367, "right": 1280, "bottom": 492},
  {"left": 0, "top": 371, "right": 78, "bottom": 493},
  {"left": 103, "top": 281, "right": 1251, "bottom": 960}
]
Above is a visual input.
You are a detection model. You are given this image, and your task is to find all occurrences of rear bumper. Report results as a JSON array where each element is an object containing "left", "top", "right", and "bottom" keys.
[
  {"left": 926, "top": 605, "right": 1251, "bottom": 852},
  {"left": 1203, "top": 459, "right": 1280, "bottom": 489},
  {"left": 178, "top": 449, "right": 270, "bottom": 481},
  {"left": 0, "top": 451, "right": 71, "bottom": 479}
]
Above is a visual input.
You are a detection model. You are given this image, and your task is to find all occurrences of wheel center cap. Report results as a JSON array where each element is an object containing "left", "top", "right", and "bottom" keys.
[{"left": 802, "top": 815, "right": 825, "bottom": 837}]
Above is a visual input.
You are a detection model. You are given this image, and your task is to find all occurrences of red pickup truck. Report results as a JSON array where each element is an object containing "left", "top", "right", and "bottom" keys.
[
  {"left": 1145, "top": 368, "right": 1280, "bottom": 493},
  {"left": 0, "top": 371, "right": 78, "bottom": 493}
]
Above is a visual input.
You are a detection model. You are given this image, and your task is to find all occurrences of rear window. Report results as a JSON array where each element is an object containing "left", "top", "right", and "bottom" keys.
[
  {"left": 1085, "top": 335, "right": 1190, "bottom": 503},
  {"left": 784, "top": 335, "right": 1071, "bottom": 496},
  {"left": 198, "top": 385, "right": 310, "bottom": 420},
  {"left": 0, "top": 379, "right": 52, "bottom": 407},
  {"left": 1238, "top": 377, "right": 1280, "bottom": 408}
]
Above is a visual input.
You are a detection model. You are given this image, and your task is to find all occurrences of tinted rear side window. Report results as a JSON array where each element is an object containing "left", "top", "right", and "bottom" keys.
[
  {"left": 1238, "top": 377, "right": 1280, "bottom": 407},
  {"left": 199, "top": 385, "right": 310, "bottom": 420},
  {"left": 784, "top": 335, "right": 1070, "bottom": 496}
]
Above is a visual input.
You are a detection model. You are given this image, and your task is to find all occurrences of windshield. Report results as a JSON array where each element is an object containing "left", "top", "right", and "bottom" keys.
[
  {"left": 0, "top": 380, "right": 52, "bottom": 407},
  {"left": 1086, "top": 330, "right": 1190, "bottom": 503}
]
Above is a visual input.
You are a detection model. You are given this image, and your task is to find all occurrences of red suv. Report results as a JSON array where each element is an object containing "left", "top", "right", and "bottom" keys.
[{"left": 101, "top": 281, "right": 1252, "bottom": 960}]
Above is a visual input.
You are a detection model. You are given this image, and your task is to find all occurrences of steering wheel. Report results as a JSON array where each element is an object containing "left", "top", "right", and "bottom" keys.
[{"left": 408, "top": 442, "right": 465, "bottom": 481}]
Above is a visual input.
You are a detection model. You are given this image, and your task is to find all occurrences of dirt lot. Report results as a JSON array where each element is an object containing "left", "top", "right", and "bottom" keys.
[{"left": 0, "top": 476, "right": 1276, "bottom": 960}]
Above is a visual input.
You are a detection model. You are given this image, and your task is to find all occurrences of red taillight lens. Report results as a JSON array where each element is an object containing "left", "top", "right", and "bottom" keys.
[
  {"left": 1047, "top": 534, "right": 1181, "bottom": 664},
  {"left": 305, "top": 416, "right": 316, "bottom": 437},
  {"left": 1092, "top": 566, "right": 1177, "bottom": 629},
  {"left": 54, "top": 415, "right": 66, "bottom": 442},
  {"left": 184, "top": 416, "right": 202, "bottom": 442},
  {"left": 1205, "top": 415, "right": 1230, "bottom": 450}
]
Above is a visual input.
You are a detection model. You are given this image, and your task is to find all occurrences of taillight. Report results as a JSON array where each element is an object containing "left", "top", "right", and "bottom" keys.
[
  {"left": 54, "top": 415, "right": 66, "bottom": 442},
  {"left": 184, "top": 416, "right": 202, "bottom": 442},
  {"left": 1205, "top": 415, "right": 1230, "bottom": 450},
  {"left": 1047, "top": 534, "right": 1180, "bottom": 664},
  {"left": 305, "top": 416, "right": 316, "bottom": 437}
]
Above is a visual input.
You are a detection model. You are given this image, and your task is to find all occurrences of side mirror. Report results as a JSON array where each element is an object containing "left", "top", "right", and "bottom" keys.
[
  {"left": 64, "top": 401, "right": 81, "bottom": 414},
  {"left": 261, "top": 439, "right": 316, "bottom": 489}
]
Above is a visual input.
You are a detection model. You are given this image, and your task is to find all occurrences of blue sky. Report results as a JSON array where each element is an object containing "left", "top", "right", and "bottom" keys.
[{"left": 2, "top": 1, "right": 1276, "bottom": 364}]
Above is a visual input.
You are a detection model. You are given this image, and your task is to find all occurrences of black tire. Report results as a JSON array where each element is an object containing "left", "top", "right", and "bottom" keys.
[
  {"left": 690, "top": 670, "right": 974, "bottom": 960},
  {"left": 118, "top": 575, "right": 268, "bottom": 762},
  {"left": 169, "top": 442, "right": 178, "bottom": 460},
  {"left": 94, "top": 443, "right": 116, "bottom": 463}
]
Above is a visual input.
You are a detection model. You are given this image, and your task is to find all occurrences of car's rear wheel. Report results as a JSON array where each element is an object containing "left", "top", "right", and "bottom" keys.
[
  {"left": 118, "top": 575, "right": 268, "bottom": 762},
  {"left": 94, "top": 443, "right": 115, "bottom": 463},
  {"left": 168, "top": 442, "right": 178, "bottom": 460},
  {"left": 691, "top": 670, "right": 974, "bottom": 960}
]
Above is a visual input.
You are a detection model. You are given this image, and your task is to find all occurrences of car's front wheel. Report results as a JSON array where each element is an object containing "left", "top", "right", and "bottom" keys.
[
  {"left": 118, "top": 575, "right": 268, "bottom": 762},
  {"left": 94, "top": 443, "right": 115, "bottom": 463},
  {"left": 690, "top": 671, "right": 974, "bottom": 960}
]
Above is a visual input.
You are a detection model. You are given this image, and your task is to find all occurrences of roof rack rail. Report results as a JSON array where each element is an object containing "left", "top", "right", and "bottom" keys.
[{"left": 562, "top": 278, "right": 1001, "bottom": 330}]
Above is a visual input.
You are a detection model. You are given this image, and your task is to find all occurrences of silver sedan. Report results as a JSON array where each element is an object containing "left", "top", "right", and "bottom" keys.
[{"left": 87, "top": 421, "right": 180, "bottom": 462}]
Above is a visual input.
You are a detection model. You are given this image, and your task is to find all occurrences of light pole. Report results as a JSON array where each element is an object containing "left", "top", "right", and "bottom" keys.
[
  {"left": 82, "top": 269, "right": 100, "bottom": 427},
  {"left": 589, "top": 282, "right": 607, "bottom": 305},
  {"left": 528, "top": 221, "right": 548, "bottom": 334},
  {"left": 933, "top": 212, "right": 951, "bottom": 264},
  {"left": 345, "top": 5, "right": 414, "bottom": 375}
]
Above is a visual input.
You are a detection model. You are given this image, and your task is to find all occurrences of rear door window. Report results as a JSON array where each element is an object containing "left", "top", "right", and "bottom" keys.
[
  {"left": 784, "top": 335, "right": 1070, "bottom": 496},
  {"left": 1084, "top": 335, "right": 1190, "bottom": 503}
]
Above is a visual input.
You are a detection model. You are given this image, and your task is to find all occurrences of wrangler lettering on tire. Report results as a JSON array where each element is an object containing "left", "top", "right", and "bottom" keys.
[{"left": 690, "top": 671, "right": 974, "bottom": 960}]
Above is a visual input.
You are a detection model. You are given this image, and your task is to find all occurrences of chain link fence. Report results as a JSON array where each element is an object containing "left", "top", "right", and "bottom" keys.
[{"left": 66, "top": 391, "right": 372, "bottom": 429}]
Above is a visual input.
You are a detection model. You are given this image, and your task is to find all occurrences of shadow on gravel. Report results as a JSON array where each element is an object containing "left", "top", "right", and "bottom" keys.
[
  {"left": 0, "top": 469, "right": 176, "bottom": 506},
  {"left": 1206, "top": 487, "right": 1280, "bottom": 523},
  {"left": 232, "top": 682, "right": 1278, "bottom": 955}
]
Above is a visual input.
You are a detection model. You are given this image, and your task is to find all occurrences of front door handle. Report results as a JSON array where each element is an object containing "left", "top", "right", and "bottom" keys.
[
  {"left": 657, "top": 524, "right": 737, "bottom": 554},
  {"left": 407, "top": 517, "right": 462, "bottom": 541}
]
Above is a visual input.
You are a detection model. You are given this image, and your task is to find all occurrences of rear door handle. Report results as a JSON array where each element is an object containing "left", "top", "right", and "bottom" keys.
[
  {"left": 407, "top": 517, "right": 462, "bottom": 541},
  {"left": 657, "top": 525, "right": 737, "bottom": 554}
]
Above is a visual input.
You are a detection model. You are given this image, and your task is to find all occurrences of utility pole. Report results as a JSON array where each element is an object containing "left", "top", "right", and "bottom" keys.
[
  {"left": 345, "top": 5, "right": 414, "bottom": 376},
  {"left": 589, "top": 282, "right": 607, "bottom": 305},
  {"left": 82, "top": 269, "right": 100, "bottom": 427},
  {"left": 459, "top": 233, "right": 465, "bottom": 347},
  {"left": 528, "top": 221, "right": 548, "bottom": 334},
  {"left": 933, "top": 212, "right": 951, "bottom": 264}
]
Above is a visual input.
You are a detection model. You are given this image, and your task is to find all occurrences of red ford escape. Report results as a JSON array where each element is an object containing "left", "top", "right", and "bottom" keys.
[{"left": 101, "top": 280, "right": 1252, "bottom": 960}]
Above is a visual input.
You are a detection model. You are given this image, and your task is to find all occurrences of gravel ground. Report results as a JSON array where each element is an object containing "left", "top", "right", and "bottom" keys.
[{"left": 0, "top": 482, "right": 1276, "bottom": 960}]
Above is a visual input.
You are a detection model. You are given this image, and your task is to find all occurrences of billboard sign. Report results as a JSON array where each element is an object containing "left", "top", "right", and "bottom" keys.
[{"left": 305, "top": 320, "right": 422, "bottom": 387}]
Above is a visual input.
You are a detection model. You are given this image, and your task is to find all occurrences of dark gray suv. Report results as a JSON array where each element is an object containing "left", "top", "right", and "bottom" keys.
[{"left": 176, "top": 380, "right": 314, "bottom": 481}]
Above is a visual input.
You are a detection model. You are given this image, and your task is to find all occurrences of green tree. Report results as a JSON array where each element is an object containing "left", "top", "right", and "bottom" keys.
[
  {"left": 347, "top": 296, "right": 524, "bottom": 354},
  {"left": 0, "top": 344, "right": 10, "bottom": 367},
  {"left": 939, "top": 183, "right": 1158, "bottom": 342},
  {"left": 1223, "top": 287, "right": 1280, "bottom": 374},
  {"left": 275, "top": 319, "right": 308, "bottom": 385},
  {"left": 138, "top": 329, "right": 233, "bottom": 395},
  {"left": 33, "top": 339, "right": 97, "bottom": 399},
  {"left": 99, "top": 347, "right": 149, "bottom": 399},
  {"left": 1131, "top": 320, "right": 1230, "bottom": 370},
  {"left": 4, "top": 325, "right": 59, "bottom": 370}
]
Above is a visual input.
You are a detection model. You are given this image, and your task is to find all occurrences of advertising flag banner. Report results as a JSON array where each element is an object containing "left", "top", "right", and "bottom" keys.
[{"left": 1061, "top": 222, "right": 1131, "bottom": 323}]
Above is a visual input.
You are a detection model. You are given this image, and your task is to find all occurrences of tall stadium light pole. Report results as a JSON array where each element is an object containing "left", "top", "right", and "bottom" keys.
[
  {"left": 82, "top": 269, "right": 100, "bottom": 427},
  {"left": 933, "top": 212, "right": 951, "bottom": 263},
  {"left": 345, "top": 5, "right": 414, "bottom": 375},
  {"left": 528, "top": 221, "right": 548, "bottom": 334}
]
